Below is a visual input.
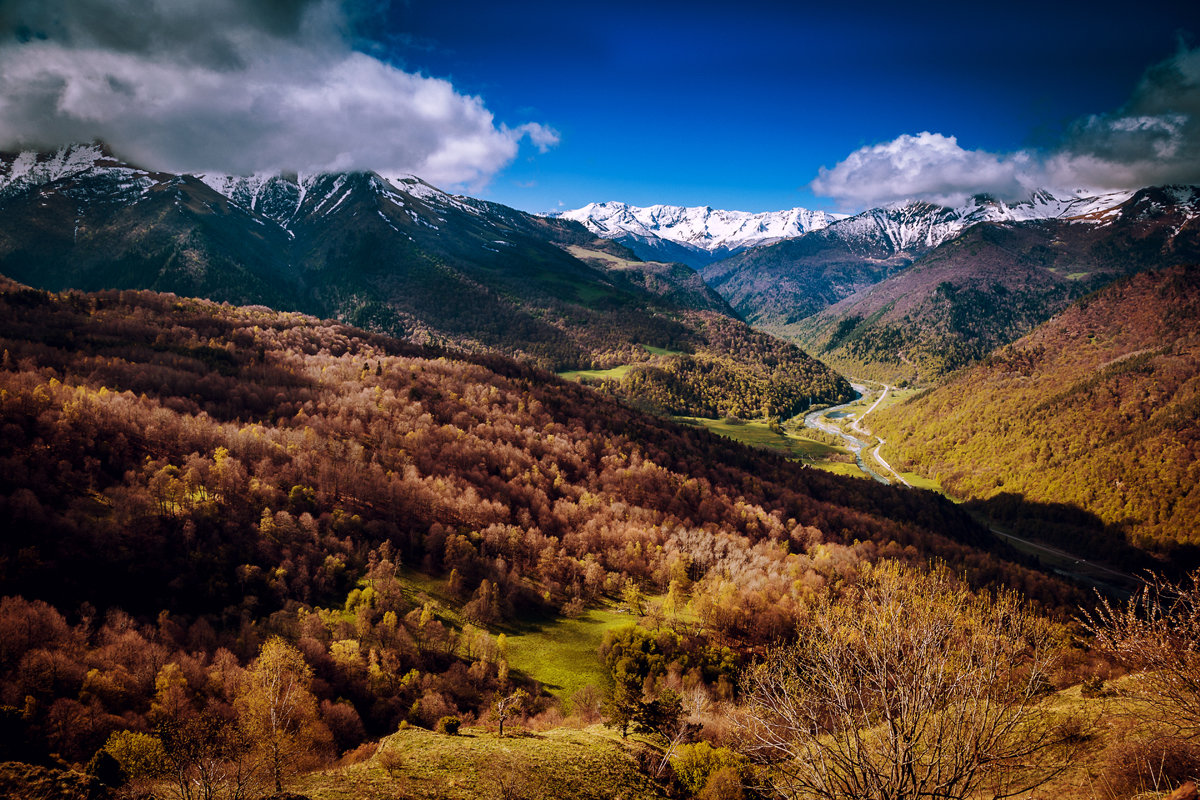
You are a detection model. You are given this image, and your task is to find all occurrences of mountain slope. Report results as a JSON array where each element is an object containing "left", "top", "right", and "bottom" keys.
[
  {"left": 872, "top": 264, "right": 1200, "bottom": 556},
  {"left": 556, "top": 201, "right": 843, "bottom": 268},
  {"left": 0, "top": 147, "right": 301, "bottom": 308},
  {"left": 0, "top": 145, "right": 851, "bottom": 414},
  {"left": 700, "top": 189, "right": 1135, "bottom": 327},
  {"left": 0, "top": 280, "right": 1075, "bottom": 766},
  {"left": 787, "top": 187, "right": 1200, "bottom": 381}
]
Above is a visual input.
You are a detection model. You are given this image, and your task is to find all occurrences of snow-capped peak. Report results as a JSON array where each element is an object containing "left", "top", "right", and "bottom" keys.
[
  {"left": 825, "top": 188, "right": 1139, "bottom": 254},
  {"left": 556, "top": 201, "right": 844, "bottom": 258},
  {"left": 0, "top": 143, "right": 155, "bottom": 200}
]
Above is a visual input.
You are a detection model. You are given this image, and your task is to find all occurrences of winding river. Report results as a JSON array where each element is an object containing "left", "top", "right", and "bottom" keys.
[{"left": 802, "top": 384, "right": 891, "bottom": 484}]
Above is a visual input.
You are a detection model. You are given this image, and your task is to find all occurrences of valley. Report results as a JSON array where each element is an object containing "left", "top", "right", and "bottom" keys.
[
  {"left": 2, "top": 149, "right": 1199, "bottom": 800},
  {"left": 4, "top": 3, "right": 1200, "bottom": 798}
]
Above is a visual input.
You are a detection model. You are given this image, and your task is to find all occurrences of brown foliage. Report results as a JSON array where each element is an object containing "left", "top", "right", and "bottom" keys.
[
  {"left": 0, "top": 285, "right": 1076, "bottom": 766},
  {"left": 1099, "top": 736, "right": 1200, "bottom": 800}
]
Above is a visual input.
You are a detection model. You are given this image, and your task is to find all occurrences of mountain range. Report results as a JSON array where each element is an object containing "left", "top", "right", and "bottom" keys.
[
  {"left": 787, "top": 186, "right": 1200, "bottom": 380},
  {"left": 0, "top": 144, "right": 852, "bottom": 415},
  {"left": 696, "top": 189, "right": 1133, "bottom": 320},
  {"left": 555, "top": 201, "right": 844, "bottom": 268}
]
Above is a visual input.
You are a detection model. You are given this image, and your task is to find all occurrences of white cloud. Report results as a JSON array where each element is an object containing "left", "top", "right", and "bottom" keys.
[
  {"left": 812, "top": 45, "right": 1200, "bottom": 208},
  {"left": 810, "top": 132, "right": 1036, "bottom": 207},
  {"left": 512, "top": 122, "right": 561, "bottom": 154},
  {"left": 0, "top": 0, "right": 557, "bottom": 186}
]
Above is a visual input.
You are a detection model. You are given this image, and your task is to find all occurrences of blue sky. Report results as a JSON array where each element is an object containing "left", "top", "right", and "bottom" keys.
[
  {"left": 382, "top": 1, "right": 1200, "bottom": 212},
  {"left": 2, "top": 0, "right": 1199, "bottom": 214}
]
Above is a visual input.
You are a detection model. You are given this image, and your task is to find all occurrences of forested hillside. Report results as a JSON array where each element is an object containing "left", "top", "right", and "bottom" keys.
[
  {"left": 0, "top": 279, "right": 1071, "bottom": 771},
  {"left": 789, "top": 187, "right": 1200, "bottom": 381},
  {"left": 872, "top": 264, "right": 1200, "bottom": 557}
]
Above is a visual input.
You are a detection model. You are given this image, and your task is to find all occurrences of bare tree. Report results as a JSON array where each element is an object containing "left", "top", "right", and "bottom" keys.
[
  {"left": 158, "top": 711, "right": 260, "bottom": 800},
  {"left": 1082, "top": 568, "right": 1200, "bottom": 739},
  {"left": 496, "top": 688, "right": 527, "bottom": 737},
  {"left": 737, "top": 561, "right": 1077, "bottom": 800}
]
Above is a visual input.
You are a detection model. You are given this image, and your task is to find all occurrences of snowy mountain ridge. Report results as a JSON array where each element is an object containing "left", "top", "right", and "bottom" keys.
[
  {"left": 831, "top": 189, "right": 1139, "bottom": 254},
  {"left": 4, "top": 144, "right": 1191, "bottom": 269},
  {"left": 0, "top": 143, "right": 160, "bottom": 204},
  {"left": 0, "top": 144, "right": 483, "bottom": 235},
  {"left": 560, "top": 189, "right": 1143, "bottom": 268},
  {"left": 554, "top": 201, "right": 844, "bottom": 266}
]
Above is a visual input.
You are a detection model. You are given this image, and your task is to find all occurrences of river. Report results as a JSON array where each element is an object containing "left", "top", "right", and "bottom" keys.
[{"left": 802, "top": 384, "right": 891, "bottom": 484}]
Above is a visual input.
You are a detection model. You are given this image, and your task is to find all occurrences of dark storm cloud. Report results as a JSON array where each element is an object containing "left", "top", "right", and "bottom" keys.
[
  {"left": 813, "top": 46, "right": 1200, "bottom": 207},
  {"left": 1046, "top": 45, "right": 1200, "bottom": 189},
  {"left": 0, "top": 0, "right": 329, "bottom": 67},
  {"left": 0, "top": 0, "right": 558, "bottom": 185}
]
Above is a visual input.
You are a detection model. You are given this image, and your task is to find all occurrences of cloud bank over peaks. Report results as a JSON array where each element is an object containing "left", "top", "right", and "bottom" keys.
[
  {"left": 0, "top": 0, "right": 559, "bottom": 187},
  {"left": 812, "top": 45, "right": 1200, "bottom": 209}
]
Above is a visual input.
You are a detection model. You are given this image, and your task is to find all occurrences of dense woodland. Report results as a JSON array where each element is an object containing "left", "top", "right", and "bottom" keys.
[
  {"left": 0, "top": 280, "right": 1078, "bottom": 779},
  {"left": 597, "top": 314, "right": 854, "bottom": 419},
  {"left": 874, "top": 265, "right": 1200, "bottom": 558}
]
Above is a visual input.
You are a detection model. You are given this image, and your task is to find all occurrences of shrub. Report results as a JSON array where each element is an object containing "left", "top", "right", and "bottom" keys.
[
  {"left": 376, "top": 746, "right": 405, "bottom": 775},
  {"left": 437, "top": 716, "right": 462, "bottom": 735},
  {"left": 673, "top": 741, "right": 744, "bottom": 796},
  {"left": 698, "top": 765, "right": 745, "bottom": 800},
  {"left": 102, "top": 730, "right": 168, "bottom": 779},
  {"left": 1099, "top": 736, "right": 1200, "bottom": 799}
]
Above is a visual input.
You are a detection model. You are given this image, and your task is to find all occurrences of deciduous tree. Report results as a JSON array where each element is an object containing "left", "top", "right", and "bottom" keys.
[
  {"left": 1082, "top": 568, "right": 1200, "bottom": 739},
  {"left": 738, "top": 561, "right": 1075, "bottom": 800},
  {"left": 235, "top": 637, "right": 327, "bottom": 792},
  {"left": 495, "top": 688, "right": 526, "bottom": 737}
]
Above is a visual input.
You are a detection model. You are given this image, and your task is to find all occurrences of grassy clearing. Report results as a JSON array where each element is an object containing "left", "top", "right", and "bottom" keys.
[
  {"left": 564, "top": 244, "right": 644, "bottom": 270},
  {"left": 504, "top": 605, "right": 632, "bottom": 700},
  {"left": 678, "top": 416, "right": 848, "bottom": 462},
  {"left": 392, "top": 572, "right": 632, "bottom": 701},
  {"left": 558, "top": 364, "right": 635, "bottom": 382},
  {"left": 1066, "top": 271, "right": 1090, "bottom": 280},
  {"left": 295, "top": 724, "right": 670, "bottom": 800},
  {"left": 814, "top": 461, "right": 871, "bottom": 478},
  {"left": 893, "top": 469, "right": 943, "bottom": 492},
  {"left": 557, "top": 345, "right": 685, "bottom": 383}
]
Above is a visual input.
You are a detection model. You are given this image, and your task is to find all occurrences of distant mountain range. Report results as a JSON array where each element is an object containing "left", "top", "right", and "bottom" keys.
[
  {"left": 554, "top": 201, "right": 844, "bottom": 268},
  {"left": 555, "top": 191, "right": 1134, "bottom": 272},
  {"left": 0, "top": 144, "right": 852, "bottom": 415},
  {"left": 786, "top": 186, "right": 1200, "bottom": 380}
]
